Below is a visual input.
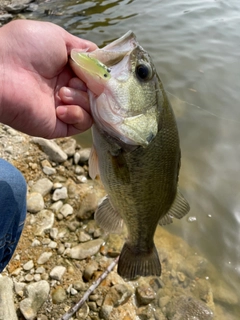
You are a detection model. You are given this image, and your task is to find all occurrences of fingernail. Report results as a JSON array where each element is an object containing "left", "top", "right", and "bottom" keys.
[{"left": 62, "top": 87, "right": 72, "bottom": 97}]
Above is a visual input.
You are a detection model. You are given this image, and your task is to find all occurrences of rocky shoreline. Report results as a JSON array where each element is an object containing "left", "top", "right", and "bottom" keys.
[
  {"left": 0, "top": 2, "right": 239, "bottom": 318},
  {"left": 0, "top": 124, "right": 239, "bottom": 320}
]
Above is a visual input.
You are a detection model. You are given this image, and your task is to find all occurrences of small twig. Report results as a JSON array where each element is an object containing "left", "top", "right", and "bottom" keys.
[{"left": 60, "top": 256, "right": 119, "bottom": 320}]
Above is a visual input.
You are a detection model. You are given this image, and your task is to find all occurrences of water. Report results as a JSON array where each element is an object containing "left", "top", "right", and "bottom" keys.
[{"left": 28, "top": 0, "right": 240, "bottom": 308}]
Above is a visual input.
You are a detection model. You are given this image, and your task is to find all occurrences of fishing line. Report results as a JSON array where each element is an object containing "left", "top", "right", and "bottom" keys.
[{"left": 166, "top": 91, "right": 240, "bottom": 124}]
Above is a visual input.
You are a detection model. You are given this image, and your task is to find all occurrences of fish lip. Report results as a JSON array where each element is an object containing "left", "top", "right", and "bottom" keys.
[{"left": 86, "top": 30, "right": 139, "bottom": 67}]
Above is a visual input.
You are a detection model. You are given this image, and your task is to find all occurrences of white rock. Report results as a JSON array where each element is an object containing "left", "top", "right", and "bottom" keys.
[
  {"left": 50, "top": 266, "right": 66, "bottom": 281},
  {"left": 23, "top": 260, "right": 34, "bottom": 271},
  {"left": 19, "top": 280, "right": 50, "bottom": 320},
  {"left": 60, "top": 203, "right": 74, "bottom": 217},
  {"left": 30, "top": 210, "right": 54, "bottom": 236},
  {"left": 66, "top": 239, "right": 104, "bottom": 260},
  {"left": 30, "top": 178, "right": 53, "bottom": 196},
  {"left": 50, "top": 200, "right": 63, "bottom": 213},
  {"left": 27, "top": 192, "right": 44, "bottom": 213},
  {"left": 52, "top": 187, "right": 68, "bottom": 201},
  {"left": 32, "top": 137, "right": 67, "bottom": 163},
  {"left": 0, "top": 276, "right": 18, "bottom": 320},
  {"left": 43, "top": 166, "right": 56, "bottom": 175},
  {"left": 37, "top": 252, "right": 52, "bottom": 265}
]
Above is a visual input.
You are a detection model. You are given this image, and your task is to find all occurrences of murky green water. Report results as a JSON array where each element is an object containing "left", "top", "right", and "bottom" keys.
[{"left": 28, "top": 0, "right": 240, "bottom": 311}]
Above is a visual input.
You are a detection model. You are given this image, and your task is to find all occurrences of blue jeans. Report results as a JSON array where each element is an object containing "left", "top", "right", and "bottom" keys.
[{"left": 0, "top": 159, "right": 27, "bottom": 272}]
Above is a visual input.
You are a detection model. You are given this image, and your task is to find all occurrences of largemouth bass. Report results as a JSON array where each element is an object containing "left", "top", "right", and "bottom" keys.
[{"left": 70, "top": 31, "right": 190, "bottom": 280}]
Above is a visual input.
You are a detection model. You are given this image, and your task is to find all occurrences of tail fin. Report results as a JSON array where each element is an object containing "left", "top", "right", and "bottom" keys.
[{"left": 117, "top": 243, "right": 161, "bottom": 280}]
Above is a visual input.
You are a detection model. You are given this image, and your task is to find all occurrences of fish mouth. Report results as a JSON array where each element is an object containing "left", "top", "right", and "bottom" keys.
[{"left": 70, "top": 31, "right": 138, "bottom": 95}]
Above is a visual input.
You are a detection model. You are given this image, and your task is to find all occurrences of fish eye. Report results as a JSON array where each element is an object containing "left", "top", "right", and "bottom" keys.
[{"left": 136, "top": 63, "right": 152, "bottom": 80}]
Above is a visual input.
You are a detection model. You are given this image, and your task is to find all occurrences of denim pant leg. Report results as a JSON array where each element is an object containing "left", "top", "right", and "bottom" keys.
[{"left": 0, "top": 159, "right": 27, "bottom": 272}]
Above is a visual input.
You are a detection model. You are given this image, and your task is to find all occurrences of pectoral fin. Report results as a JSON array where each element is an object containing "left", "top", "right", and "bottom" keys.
[
  {"left": 89, "top": 145, "right": 99, "bottom": 180},
  {"left": 159, "top": 189, "right": 190, "bottom": 226},
  {"left": 95, "top": 196, "right": 124, "bottom": 233}
]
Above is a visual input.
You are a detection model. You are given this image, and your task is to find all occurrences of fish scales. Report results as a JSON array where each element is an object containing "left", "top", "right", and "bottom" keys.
[{"left": 70, "top": 31, "right": 190, "bottom": 280}]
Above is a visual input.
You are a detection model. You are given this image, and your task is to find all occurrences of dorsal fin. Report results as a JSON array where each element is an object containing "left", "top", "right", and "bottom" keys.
[
  {"left": 159, "top": 189, "right": 190, "bottom": 226},
  {"left": 89, "top": 145, "right": 99, "bottom": 180},
  {"left": 95, "top": 196, "right": 124, "bottom": 233}
]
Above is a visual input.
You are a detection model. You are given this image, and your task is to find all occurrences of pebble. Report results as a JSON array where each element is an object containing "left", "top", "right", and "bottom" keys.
[
  {"left": 30, "top": 210, "right": 54, "bottom": 236},
  {"left": 31, "top": 178, "right": 53, "bottom": 197},
  {"left": 0, "top": 276, "right": 18, "bottom": 320},
  {"left": 51, "top": 286, "right": 67, "bottom": 304},
  {"left": 75, "top": 165, "right": 85, "bottom": 174},
  {"left": 5, "top": 4, "right": 28, "bottom": 13},
  {"left": 50, "top": 266, "right": 66, "bottom": 281},
  {"left": 0, "top": 14, "right": 13, "bottom": 23},
  {"left": 65, "top": 238, "right": 104, "bottom": 260},
  {"left": 50, "top": 200, "right": 63, "bottom": 213},
  {"left": 77, "top": 191, "right": 100, "bottom": 220},
  {"left": 14, "top": 282, "right": 26, "bottom": 297},
  {"left": 79, "top": 230, "right": 91, "bottom": 242},
  {"left": 49, "top": 227, "right": 58, "bottom": 239},
  {"left": 25, "top": 274, "right": 34, "bottom": 282},
  {"left": 31, "top": 239, "right": 41, "bottom": 247},
  {"left": 20, "top": 280, "right": 50, "bottom": 320},
  {"left": 83, "top": 261, "right": 99, "bottom": 281},
  {"left": 61, "top": 138, "right": 76, "bottom": 156},
  {"left": 136, "top": 282, "right": 156, "bottom": 305},
  {"left": 74, "top": 152, "right": 81, "bottom": 164},
  {"left": 43, "top": 166, "right": 56, "bottom": 175},
  {"left": 77, "top": 175, "right": 88, "bottom": 183},
  {"left": 27, "top": 192, "right": 44, "bottom": 213},
  {"left": 34, "top": 274, "right": 42, "bottom": 282},
  {"left": 32, "top": 137, "right": 68, "bottom": 163},
  {"left": 52, "top": 187, "right": 68, "bottom": 201},
  {"left": 23, "top": 260, "right": 34, "bottom": 271},
  {"left": 35, "top": 267, "right": 45, "bottom": 274},
  {"left": 37, "top": 252, "right": 52, "bottom": 265},
  {"left": 79, "top": 148, "right": 91, "bottom": 162},
  {"left": 60, "top": 203, "right": 74, "bottom": 217},
  {"left": 48, "top": 241, "right": 57, "bottom": 249},
  {"left": 103, "top": 284, "right": 133, "bottom": 307}
]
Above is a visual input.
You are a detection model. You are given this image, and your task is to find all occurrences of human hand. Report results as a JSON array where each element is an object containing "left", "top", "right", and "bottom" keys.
[{"left": 0, "top": 20, "right": 97, "bottom": 138}]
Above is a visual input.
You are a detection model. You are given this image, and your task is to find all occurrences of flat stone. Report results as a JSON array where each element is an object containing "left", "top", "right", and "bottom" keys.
[
  {"left": 52, "top": 187, "right": 68, "bottom": 201},
  {"left": 30, "top": 210, "right": 54, "bottom": 236},
  {"left": 61, "top": 139, "right": 76, "bottom": 156},
  {"left": 43, "top": 166, "right": 56, "bottom": 175},
  {"left": 19, "top": 281, "right": 50, "bottom": 320},
  {"left": 50, "top": 200, "right": 63, "bottom": 213},
  {"left": 30, "top": 178, "right": 53, "bottom": 196},
  {"left": 0, "top": 276, "right": 18, "bottom": 320},
  {"left": 32, "top": 137, "right": 67, "bottom": 163},
  {"left": 23, "top": 260, "right": 34, "bottom": 271},
  {"left": 65, "top": 238, "right": 104, "bottom": 260},
  {"left": 50, "top": 266, "right": 66, "bottom": 281},
  {"left": 27, "top": 192, "right": 44, "bottom": 213},
  {"left": 60, "top": 203, "right": 73, "bottom": 217},
  {"left": 79, "top": 148, "right": 91, "bottom": 162},
  {"left": 37, "top": 252, "right": 52, "bottom": 265}
]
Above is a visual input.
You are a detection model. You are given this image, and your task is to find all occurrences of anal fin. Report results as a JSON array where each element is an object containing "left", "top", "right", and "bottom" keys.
[
  {"left": 95, "top": 196, "right": 123, "bottom": 233},
  {"left": 159, "top": 188, "right": 190, "bottom": 226}
]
